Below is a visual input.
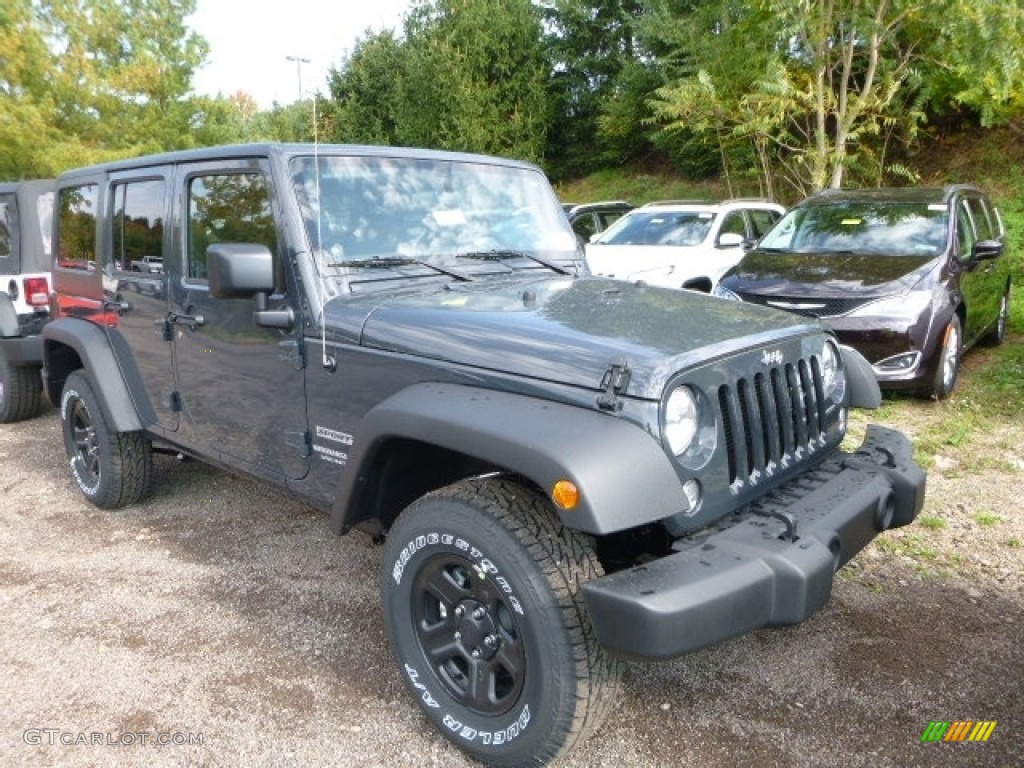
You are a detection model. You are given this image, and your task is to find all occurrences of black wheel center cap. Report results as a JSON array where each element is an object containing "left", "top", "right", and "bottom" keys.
[{"left": 454, "top": 600, "right": 499, "bottom": 660}]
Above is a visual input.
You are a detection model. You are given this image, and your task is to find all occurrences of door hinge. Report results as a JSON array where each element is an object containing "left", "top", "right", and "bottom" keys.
[
  {"left": 279, "top": 339, "right": 306, "bottom": 370},
  {"left": 597, "top": 357, "right": 631, "bottom": 411},
  {"left": 285, "top": 430, "right": 312, "bottom": 458},
  {"left": 167, "top": 391, "right": 183, "bottom": 412}
]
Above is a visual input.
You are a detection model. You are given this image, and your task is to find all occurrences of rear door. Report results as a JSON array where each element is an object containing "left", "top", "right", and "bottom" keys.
[
  {"left": 168, "top": 158, "right": 310, "bottom": 481},
  {"left": 105, "top": 170, "right": 178, "bottom": 431}
]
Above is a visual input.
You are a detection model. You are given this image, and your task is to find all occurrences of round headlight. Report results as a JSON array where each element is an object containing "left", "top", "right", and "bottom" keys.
[
  {"left": 664, "top": 386, "right": 699, "bottom": 456},
  {"left": 821, "top": 341, "right": 846, "bottom": 401}
]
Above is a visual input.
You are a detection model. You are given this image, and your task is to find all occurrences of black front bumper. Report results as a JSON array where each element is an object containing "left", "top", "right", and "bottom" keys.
[{"left": 582, "top": 424, "right": 925, "bottom": 660}]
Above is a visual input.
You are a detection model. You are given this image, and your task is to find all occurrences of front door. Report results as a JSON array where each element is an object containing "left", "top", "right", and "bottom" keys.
[{"left": 169, "top": 159, "right": 310, "bottom": 481}]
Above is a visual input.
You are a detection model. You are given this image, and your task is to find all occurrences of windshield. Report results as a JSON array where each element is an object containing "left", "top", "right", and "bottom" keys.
[
  {"left": 595, "top": 210, "right": 715, "bottom": 246},
  {"left": 759, "top": 201, "right": 949, "bottom": 256},
  {"left": 289, "top": 155, "right": 578, "bottom": 279}
]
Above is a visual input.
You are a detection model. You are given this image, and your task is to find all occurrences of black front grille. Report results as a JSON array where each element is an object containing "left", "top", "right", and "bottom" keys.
[
  {"left": 718, "top": 356, "right": 825, "bottom": 486},
  {"left": 738, "top": 293, "right": 874, "bottom": 318}
]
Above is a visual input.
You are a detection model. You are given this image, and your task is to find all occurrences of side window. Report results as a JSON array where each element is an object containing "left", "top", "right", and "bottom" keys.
[
  {"left": 572, "top": 214, "right": 597, "bottom": 241},
  {"left": 748, "top": 210, "right": 779, "bottom": 239},
  {"left": 57, "top": 184, "right": 98, "bottom": 271},
  {"left": 0, "top": 197, "right": 12, "bottom": 260},
  {"left": 36, "top": 192, "right": 53, "bottom": 258},
  {"left": 111, "top": 180, "right": 165, "bottom": 273},
  {"left": 187, "top": 173, "right": 275, "bottom": 281},
  {"left": 965, "top": 197, "right": 994, "bottom": 242},
  {"left": 955, "top": 201, "right": 976, "bottom": 262},
  {"left": 718, "top": 211, "right": 747, "bottom": 241}
]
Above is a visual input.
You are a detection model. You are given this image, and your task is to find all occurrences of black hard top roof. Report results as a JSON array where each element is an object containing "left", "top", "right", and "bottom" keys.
[{"left": 55, "top": 142, "right": 540, "bottom": 182}]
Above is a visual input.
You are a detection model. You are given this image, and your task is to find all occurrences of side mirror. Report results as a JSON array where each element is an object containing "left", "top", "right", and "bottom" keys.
[
  {"left": 717, "top": 233, "right": 745, "bottom": 248},
  {"left": 971, "top": 239, "right": 1003, "bottom": 261},
  {"left": 207, "top": 243, "right": 293, "bottom": 330},
  {"left": 207, "top": 243, "right": 275, "bottom": 299}
]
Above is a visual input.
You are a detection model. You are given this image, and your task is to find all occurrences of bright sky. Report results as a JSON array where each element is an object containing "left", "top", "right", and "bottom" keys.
[{"left": 188, "top": 0, "right": 413, "bottom": 109}]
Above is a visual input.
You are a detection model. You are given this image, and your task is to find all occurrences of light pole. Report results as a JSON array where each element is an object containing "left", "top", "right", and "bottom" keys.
[{"left": 285, "top": 55, "right": 311, "bottom": 102}]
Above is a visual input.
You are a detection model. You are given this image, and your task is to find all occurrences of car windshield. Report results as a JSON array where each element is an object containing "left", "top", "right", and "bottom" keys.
[
  {"left": 759, "top": 201, "right": 948, "bottom": 256},
  {"left": 595, "top": 210, "right": 715, "bottom": 246},
  {"left": 290, "top": 155, "right": 578, "bottom": 281}
]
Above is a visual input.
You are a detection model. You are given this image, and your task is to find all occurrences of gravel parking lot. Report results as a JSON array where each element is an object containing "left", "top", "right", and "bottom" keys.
[{"left": 1, "top": 356, "right": 1021, "bottom": 767}]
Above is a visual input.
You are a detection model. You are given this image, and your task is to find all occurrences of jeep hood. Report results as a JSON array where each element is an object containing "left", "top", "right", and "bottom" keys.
[
  {"left": 323, "top": 277, "right": 819, "bottom": 399},
  {"left": 728, "top": 249, "right": 936, "bottom": 296}
]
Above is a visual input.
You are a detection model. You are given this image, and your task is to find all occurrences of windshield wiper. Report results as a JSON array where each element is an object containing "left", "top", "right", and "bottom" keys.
[
  {"left": 331, "top": 256, "right": 471, "bottom": 282},
  {"left": 456, "top": 250, "right": 574, "bottom": 276}
]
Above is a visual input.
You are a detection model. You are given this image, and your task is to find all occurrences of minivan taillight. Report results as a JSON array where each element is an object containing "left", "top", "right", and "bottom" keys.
[{"left": 23, "top": 276, "right": 49, "bottom": 307}]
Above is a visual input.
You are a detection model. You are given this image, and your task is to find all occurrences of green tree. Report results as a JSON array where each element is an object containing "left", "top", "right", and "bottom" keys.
[
  {"left": 324, "top": 0, "right": 549, "bottom": 163},
  {"left": 0, "top": 0, "right": 207, "bottom": 178},
  {"left": 646, "top": 0, "right": 1024, "bottom": 196},
  {"left": 539, "top": 0, "right": 648, "bottom": 177},
  {"left": 322, "top": 30, "right": 407, "bottom": 146}
]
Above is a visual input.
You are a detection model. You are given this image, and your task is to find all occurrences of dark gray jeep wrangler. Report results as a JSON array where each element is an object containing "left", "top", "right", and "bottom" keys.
[
  {"left": 0, "top": 179, "right": 54, "bottom": 422},
  {"left": 43, "top": 143, "right": 924, "bottom": 767}
]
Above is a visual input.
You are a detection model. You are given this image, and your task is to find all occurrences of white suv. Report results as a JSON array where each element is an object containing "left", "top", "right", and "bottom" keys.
[
  {"left": 585, "top": 199, "right": 784, "bottom": 292},
  {"left": 1, "top": 179, "right": 54, "bottom": 422}
]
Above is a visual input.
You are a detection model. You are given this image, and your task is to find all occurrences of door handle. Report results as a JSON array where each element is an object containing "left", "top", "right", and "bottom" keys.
[
  {"left": 167, "top": 311, "right": 205, "bottom": 331},
  {"left": 104, "top": 298, "right": 131, "bottom": 314}
]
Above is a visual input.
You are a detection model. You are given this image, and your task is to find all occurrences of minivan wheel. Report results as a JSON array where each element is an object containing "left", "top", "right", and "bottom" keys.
[
  {"left": 0, "top": 352, "right": 44, "bottom": 423},
  {"left": 60, "top": 370, "right": 152, "bottom": 508},
  {"left": 380, "top": 477, "right": 621, "bottom": 767},
  {"left": 929, "top": 315, "right": 961, "bottom": 400}
]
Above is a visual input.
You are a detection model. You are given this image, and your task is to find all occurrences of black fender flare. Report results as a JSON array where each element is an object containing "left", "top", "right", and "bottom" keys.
[
  {"left": 840, "top": 344, "right": 882, "bottom": 409},
  {"left": 0, "top": 291, "right": 19, "bottom": 338},
  {"left": 330, "top": 382, "right": 689, "bottom": 536},
  {"left": 42, "top": 318, "right": 145, "bottom": 432}
]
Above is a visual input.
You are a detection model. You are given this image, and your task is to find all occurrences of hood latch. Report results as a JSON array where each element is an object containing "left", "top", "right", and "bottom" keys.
[{"left": 597, "top": 357, "right": 631, "bottom": 411}]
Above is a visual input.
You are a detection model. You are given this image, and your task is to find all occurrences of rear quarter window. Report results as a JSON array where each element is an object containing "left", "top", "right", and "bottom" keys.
[{"left": 57, "top": 185, "right": 98, "bottom": 271}]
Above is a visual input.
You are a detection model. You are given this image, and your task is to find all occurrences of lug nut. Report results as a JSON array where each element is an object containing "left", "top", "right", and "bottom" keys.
[
  {"left": 471, "top": 649, "right": 480, "bottom": 658},
  {"left": 454, "top": 631, "right": 462, "bottom": 640},
  {"left": 484, "top": 634, "right": 497, "bottom": 647},
  {"left": 454, "top": 606, "right": 464, "bottom": 618},
  {"left": 473, "top": 607, "right": 486, "bottom": 620}
]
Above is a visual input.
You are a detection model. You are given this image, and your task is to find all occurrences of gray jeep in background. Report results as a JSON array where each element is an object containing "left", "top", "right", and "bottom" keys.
[
  {"left": 42, "top": 143, "right": 924, "bottom": 767},
  {"left": 0, "top": 179, "right": 54, "bottom": 422}
]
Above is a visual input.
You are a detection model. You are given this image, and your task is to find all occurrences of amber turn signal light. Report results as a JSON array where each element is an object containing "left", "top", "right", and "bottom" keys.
[{"left": 551, "top": 480, "right": 579, "bottom": 510}]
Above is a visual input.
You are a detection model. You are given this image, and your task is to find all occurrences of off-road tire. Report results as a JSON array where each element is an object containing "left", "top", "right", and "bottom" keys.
[
  {"left": 60, "top": 370, "right": 152, "bottom": 508},
  {"left": 0, "top": 352, "right": 44, "bottom": 423},
  {"left": 380, "top": 477, "right": 622, "bottom": 767}
]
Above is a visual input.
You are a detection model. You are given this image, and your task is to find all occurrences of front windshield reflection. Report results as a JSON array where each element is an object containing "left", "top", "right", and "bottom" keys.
[
  {"left": 759, "top": 202, "right": 948, "bottom": 256},
  {"left": 290, "top": 155, "right": 578, "bottom": 282}
]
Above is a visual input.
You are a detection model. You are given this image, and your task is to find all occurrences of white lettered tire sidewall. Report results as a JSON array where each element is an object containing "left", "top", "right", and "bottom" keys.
[
  {"left": 60, "top": 373, "right": 104, "bottom": 498},
  {"left": 381, "top": 488, "right": 580, "bottom": 766}
]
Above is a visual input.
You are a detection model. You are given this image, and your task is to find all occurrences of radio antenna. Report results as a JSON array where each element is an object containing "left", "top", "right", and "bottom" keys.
[{"left": 310, "top": 93, "right": 336, "bottom": 371}]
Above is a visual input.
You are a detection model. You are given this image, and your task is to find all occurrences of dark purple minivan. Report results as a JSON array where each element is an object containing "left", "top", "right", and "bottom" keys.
[{"left": 716, "top": 185, "right": 1012, "bottom": 398}]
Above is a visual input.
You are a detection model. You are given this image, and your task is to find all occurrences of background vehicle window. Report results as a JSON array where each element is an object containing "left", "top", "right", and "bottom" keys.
[
  {"left": 718, "top": 211, "right": 747, "bottom": 240},
  {"left": 748, "top": 209, "right": 779, "bottom": 238},
  {"left": 572, "top": 214, "right": 597, "bottom": 241},
  {"left": 0, "top": 198, "right": 11, "bottom": 260},
  {"left": 188, "top": 173, "right": 276, "bottom": 281},
  {"left": 57, "top": 185, "right": 98, "bottom": 271},
  {"left": 111, "top": 180, "right": 165, "bottom": 273},
  {"left": 956, "top": 202, "right": 976, "bottom": 261},
  {"left": 965, "top": 198, "right": 994, "bottom": 241}
]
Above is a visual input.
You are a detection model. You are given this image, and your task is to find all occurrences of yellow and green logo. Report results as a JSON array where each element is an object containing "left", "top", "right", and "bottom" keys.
[{"left": 921, "top": 721, "right": 997, "bottom": 742}]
